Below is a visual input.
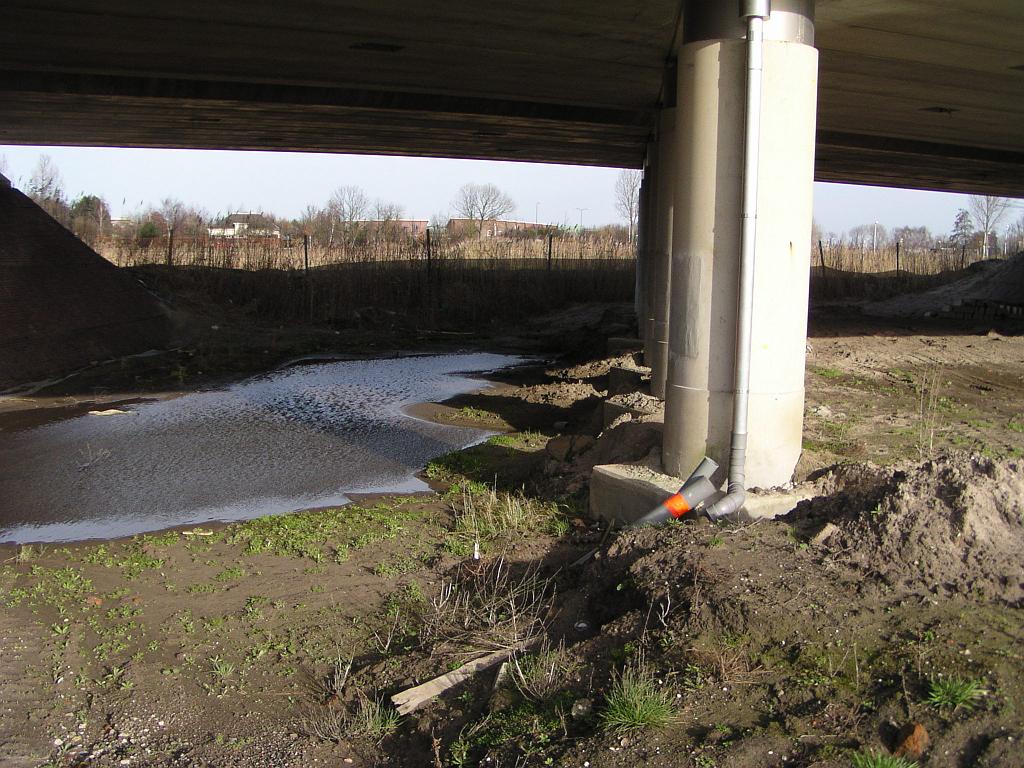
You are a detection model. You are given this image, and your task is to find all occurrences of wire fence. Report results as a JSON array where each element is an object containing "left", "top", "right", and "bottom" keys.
[
  {"left": 113, "top": 234, "right": 636, "bottom": 329},
  {"left": 813, "top": 240, "right": 984, "bottom": 275},
  {"left": 100, "top": 232, "right": 633, "bottom": 271}
]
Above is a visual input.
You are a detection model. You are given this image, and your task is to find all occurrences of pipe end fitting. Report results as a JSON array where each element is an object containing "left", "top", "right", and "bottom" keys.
[{"left": 740, "top": 0, "right": 771, "bottom": 19}]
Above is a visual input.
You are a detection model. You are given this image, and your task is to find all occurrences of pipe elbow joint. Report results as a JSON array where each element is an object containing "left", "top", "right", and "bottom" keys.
[{"left": 706, "top": 488, "right": 746, "bottom": 521}]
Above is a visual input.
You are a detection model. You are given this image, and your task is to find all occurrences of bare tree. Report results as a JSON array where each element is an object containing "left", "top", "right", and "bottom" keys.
[
  {"left": 372, "top": 199, "right": 404, "bottom": 241},
  {"left": 429, "top": 211, "right": 449, "bottom": 233},
  {"left": 327, "top": 185, "right": 369, "bottom": 247},
  {"left": 892, "top": 225, "right": 933, "bottom": 251},
  {"left": 614, "top": 169, "right": 642, "bottom": 244},
  {"left": 157, "top": 197, "right": 186, "bottom": 233},
  {"left": 968, "top": 195, "right": 1013, "bottom": 259},
  {"left": 1006, "top": 213, "right": 1024, "bottom": 257},
  {"left": 847, "top": 223, "right": 888, "bottom": 252},
  {"left": 27, "top": 155, "right": 64, "bottom": 201},
  {"left": 26, "top": 154, "right": 71, "bottom": 225},
  {"left": 452, "top": 183, "right": 516, "bottom": 238}
]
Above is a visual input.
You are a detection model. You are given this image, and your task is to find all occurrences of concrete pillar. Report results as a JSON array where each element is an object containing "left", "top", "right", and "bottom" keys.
[
  {"left": 634, "top": 168, "right": 650, "bottom": 339},
  {"left": 662, "top": 0, "right": 818, "bottom": 488},
  {"left": 647, "top": 108, "right": 676, "bottom": 399},
  {"left": 642, "top": 139, "right": 659, "bottom": 362}
]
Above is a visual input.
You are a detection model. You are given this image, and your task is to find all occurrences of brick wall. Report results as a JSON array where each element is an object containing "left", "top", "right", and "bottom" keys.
[{"left": 0, "top": 174, "right": 172, "bottom": 387}]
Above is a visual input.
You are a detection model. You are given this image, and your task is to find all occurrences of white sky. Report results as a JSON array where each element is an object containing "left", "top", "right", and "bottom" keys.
[{"left": 0, "top": 144, "right": 1003, "bottom": 236}]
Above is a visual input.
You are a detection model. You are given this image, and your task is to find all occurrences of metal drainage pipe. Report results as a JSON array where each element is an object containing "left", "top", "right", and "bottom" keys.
[{"left": 704, "top": 0, "right": 770, "bottom": 521}]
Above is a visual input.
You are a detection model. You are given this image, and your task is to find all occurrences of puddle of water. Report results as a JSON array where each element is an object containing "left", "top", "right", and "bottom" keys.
[{"left": 0, "top": 353, "right": 523, "bottom": 544}]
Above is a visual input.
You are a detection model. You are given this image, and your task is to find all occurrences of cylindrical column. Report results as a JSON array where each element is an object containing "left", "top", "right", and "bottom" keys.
[
  {"left": 634, "top": 166, "right": 650, "bottom": 339},
  {"left": 643, "top": 139, "right": 659, "bottom": 363},
  {"left": 663, "top": 0, "right": 817, "bottom": 487},
  {"left": 648, "top": 108, "right": 676, "bottom": 399}
]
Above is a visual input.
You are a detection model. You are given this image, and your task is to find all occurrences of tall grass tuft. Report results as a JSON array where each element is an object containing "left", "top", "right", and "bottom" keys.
[{"left": 600, "top": 657, "right": 677, "bottom": 735}]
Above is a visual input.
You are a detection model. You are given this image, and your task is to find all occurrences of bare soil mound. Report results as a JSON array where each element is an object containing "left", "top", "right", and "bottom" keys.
[
  {"left": 865, "top": 254, "right": 1024, "bottom": 317},
  {"left": 790, "top": 453, "right": 1024, "bottom": 605}
]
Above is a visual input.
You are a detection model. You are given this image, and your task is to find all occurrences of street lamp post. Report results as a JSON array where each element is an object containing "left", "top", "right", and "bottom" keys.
[{"left": 575, "top": 207, "right": 587, "bottom": 231}]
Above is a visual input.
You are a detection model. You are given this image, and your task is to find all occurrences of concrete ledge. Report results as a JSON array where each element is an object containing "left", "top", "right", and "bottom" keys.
[
  {"left": 590, "top": 457, "right": 814, "bottom": 526},
  {"left": 602, "top": 392, "right": 661, "bottom": 428}
]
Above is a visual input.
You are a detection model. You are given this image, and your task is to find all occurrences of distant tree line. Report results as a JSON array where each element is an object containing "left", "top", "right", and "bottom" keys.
[
  {"left": 814, "top": 194, "right": 1023, "bottom": 267},
  {"left": 7, "top": 155, "right": 634, "bottom": 254}
]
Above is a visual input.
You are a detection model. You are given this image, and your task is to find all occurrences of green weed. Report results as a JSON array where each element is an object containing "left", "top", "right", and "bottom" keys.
[
  {"left": 850, "top": 752, "right": 918, "bottom": 768},
  {"left": 600, "top": 661, "right": 676, "bottom": 735},
  {"left": 927, "top": 675, "right": 987, "bottom": 712}
]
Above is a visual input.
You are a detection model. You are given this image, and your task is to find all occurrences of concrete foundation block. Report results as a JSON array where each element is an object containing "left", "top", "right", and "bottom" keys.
[
  {"left": 590, "top": 457, "right": 815, "bottom": 526},
  {"left": 590, "top": 460, "right": 679, "bottom": 526}
]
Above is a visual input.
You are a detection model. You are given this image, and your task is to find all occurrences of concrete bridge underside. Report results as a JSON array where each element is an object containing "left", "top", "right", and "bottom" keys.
[
  {"left": 2, "top": 0, "right": 1023, "bottom": 502},
  {"left": 1, "top": 1, "right": 1022, "bottom": 197}
]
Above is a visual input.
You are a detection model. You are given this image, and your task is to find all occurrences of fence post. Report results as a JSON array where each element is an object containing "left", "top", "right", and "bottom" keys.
[
  {"left": 817, "top": 239, "right": 825, "bottom": 271},
  {"left": 303, "top": 234, "right": 310, "bottom": 276},
  {"left": 547, "top": 233, "right": 553, "bottom": 272},
  {"left": 166, "top": 227, "right": 174, "bottom": 267},
  {"left": 426, "top": 228, "right": 432, "bottom": 280},
  {"left": 895, "top": 239, "right": 901, "bottom": 274}
]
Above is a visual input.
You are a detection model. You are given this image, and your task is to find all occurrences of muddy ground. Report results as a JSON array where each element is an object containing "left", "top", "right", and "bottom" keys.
[{"left": 1, "top": 292, "right": 1023, "bottom": 767}]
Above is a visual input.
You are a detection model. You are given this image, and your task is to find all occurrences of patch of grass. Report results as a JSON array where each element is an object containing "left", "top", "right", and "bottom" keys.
[
  {"left": 487, "top": 431, "right": 547, "bottom": 449},
  {"left": 450, "top": 701, "right": 564, "bottom": 763},
  {"left": 15, "top": 544, "right": 41, "bottom": 563},
  {"left": 1007, "top": 418, "right": 1024, "bottom": 433},
  {"left": 225, "top": 503, "right": 410, "bottom": 560},
  {"left": 510, "top": 641, "right": 579, "bottom": 703},
  {"left": 850, "top": 751, "right": 918, "bottom": 768},
  {"left": 373, "top": 556, "right": 421, "bottom": 578},
  {"left": 214, "top": 565, "right": 246, "bottom": 582},
  {"left": 348, "top": 694, "right": 401, "bottom": 743},
  {"left": 926, "top": 675, "right": 987, "bottom": 713},
  {"left": 458, "top": 405, "right": 501, "bottom": 423},
  {"left": 138, "top": 531, "right": 180, "bottom": 547},
  {"left": 425, "top": 449, "right": 488, "bottom": 483},
  {"left": 209, "top": 655, "right": 235, "bottom": 680},
  {"left": 299, "top": 693, "right": 400, "bottom": 746},
  {"left": 600, "top": 660, "right": 676, "bottom": 735},
  {"left": 811, "top": 365, "right": 845, "bottom": 380},
  {"left": 446, "top": 488, "right": 569, "bottom": 555}
]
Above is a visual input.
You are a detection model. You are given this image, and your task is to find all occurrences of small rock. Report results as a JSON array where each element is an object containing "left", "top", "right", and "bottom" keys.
[
  {"left": 810, "top": 522, "right": 840, "bottom": 547},
  {"left": 619, "top": 737, "right": 631, "bottom": 748},
  {"left": 571, "top": 698, "right": 593, "bottom": 719},
  {"left": 545, "top": 435, "right": 574, "bottom": 462},
  {"left": 894, "top": 723, "right": 930, "bottom": 760}
]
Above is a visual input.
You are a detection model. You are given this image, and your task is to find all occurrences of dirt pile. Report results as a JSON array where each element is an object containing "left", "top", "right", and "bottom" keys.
[
  {"left": 865, "top": 253, "right": 1024, "bottom": 317},
  {"left": 540, "top": 417, "right": 662, "bottom": 495},
  {"left": 791, "top": 453, "right": 1024, "bottom": 605}
]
